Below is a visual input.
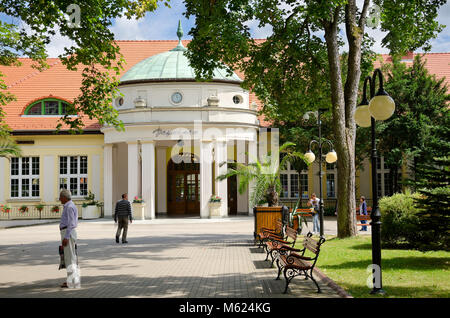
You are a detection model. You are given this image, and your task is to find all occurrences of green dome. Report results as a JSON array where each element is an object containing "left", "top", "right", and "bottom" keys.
[
  {"left": 120, "top": 22, "right": 242, "bottom": 84},
  {"left": 120, "top": 45, "right": 242, "bottom": 84}
]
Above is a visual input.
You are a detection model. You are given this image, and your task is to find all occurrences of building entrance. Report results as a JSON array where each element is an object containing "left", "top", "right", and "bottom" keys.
[{"left": 167, "top": 154, "right": 200, "bottom": 216}]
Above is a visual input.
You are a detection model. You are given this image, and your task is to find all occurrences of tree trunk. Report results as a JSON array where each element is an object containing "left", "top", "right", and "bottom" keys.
[
  {"left": 267, "top": 185, "right": 279, "bottom": 207},
  {"left": 323, "top": 2, "right": 366, "bottom": 238}
]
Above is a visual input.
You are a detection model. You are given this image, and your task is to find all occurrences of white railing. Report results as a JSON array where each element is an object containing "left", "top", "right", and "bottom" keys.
[{"left": 0, "top": 203, "right": 89, "bottom": 220}]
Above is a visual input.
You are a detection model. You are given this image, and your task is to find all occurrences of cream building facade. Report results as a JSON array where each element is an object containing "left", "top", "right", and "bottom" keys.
[{"left": 0, "top": 25, "right": 422, "bottom": 220}]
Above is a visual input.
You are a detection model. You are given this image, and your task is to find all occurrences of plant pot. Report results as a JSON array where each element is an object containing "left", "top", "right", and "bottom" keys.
[
  {"left": 132, "top": 202, "right": 146, "bottom": 220},
  {"left": 82, "top": 205, "right": 101, "bottom": 219},
  {"left": 253, "top": 206, "right": 287, "bottom": 240},
  {"left": 209, "top": 201, "right": 222, "bottom": 218}
]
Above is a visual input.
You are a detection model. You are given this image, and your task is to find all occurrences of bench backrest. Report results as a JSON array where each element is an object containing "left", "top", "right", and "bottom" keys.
[
  {"left": 275, "top": 219, "right": 284, "bottom": 233},
  {"left": 356, "top": 215, "right": 371, "bottom": 221},
  {"left": 285, "top": 226, "right": 297, "bottom": 244},
  {"left": 295, "top": 208, "right": 314, "bottom": 216},
  {"left": 302, "top": 233, "right": 325, "bottom": 256}
]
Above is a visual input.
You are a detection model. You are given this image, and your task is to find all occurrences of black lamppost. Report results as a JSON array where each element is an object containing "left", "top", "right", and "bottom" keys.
[
  {"left": 304, "top": 108, "right": 337, "bottom": 238},
  {"left": 354, "top": 68, "right": 395, "bottom": 295}
]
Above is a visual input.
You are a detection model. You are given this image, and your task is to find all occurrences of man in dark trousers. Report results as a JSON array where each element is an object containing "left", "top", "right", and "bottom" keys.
[{"left": 114, "top": 193, "right": 132, "bottom": 243}]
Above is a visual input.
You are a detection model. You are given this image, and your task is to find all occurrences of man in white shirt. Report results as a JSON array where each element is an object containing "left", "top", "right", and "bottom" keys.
[{"left": 59, "top": 189, "right": 80, "bottom": 288}]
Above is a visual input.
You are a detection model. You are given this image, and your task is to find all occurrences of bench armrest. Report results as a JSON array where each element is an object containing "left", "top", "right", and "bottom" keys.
[
  {"left": 267, "top": 233, "right": 285, "bottom": 241},
  {"left": 279, "top": 245, "right": 301, "bottom": 252},
  {"left": 289, "top": 252, "right": 314, "bottom": 261},
  {"left": 268, "top": 237, "right": 290, "bottom": 244}
]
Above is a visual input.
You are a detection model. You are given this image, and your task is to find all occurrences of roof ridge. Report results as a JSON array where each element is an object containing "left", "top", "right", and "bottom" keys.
[{"left": 7, "top": 59, "right": 61, "bottom": 89}]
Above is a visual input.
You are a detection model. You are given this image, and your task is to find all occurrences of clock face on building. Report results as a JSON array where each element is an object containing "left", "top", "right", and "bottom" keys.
[{"left": 171, "top": 92, "right": 182, "bottom": 104}]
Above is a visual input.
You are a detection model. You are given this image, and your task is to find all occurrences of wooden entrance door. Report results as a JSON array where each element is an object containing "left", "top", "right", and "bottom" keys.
[
  {"left": 228, "top": 175, "right": 237, "bottom": 215},
  {"left": 167, "top": 157, "right": 200, "bottom": 216}
]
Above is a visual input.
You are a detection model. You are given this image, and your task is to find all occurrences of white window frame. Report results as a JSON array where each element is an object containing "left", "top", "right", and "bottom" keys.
[
  {"left": 10, "top": 157, "right": 40, "bottom": 199},
  {"left": 59, "top": 156, "right": 88, "bottom": 198},
  {"left": 280, "top": 163, "right": 308, "bottom": 199},
  {"left": 280, "top": 173, "right": 289, "bottom": 198},
  {"left": 326, "top": 163, "right": 337, "bottom": 198},
  {"left": 376, "top": 156, "right": 399, "bottom": 197}
]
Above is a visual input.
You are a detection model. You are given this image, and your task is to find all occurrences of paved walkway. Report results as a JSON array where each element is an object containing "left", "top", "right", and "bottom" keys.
[{"left": 0, "top": 217, "right": 350, "bottom": 298}]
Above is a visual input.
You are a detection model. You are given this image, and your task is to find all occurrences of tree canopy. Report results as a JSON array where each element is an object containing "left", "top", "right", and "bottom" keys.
[
  {"left": 183, "top": 0, "right": 447, "bottom": 237},
  {"left": 377, "top": 54, "right": 450, "bottom": 194},
  {"left": 0, "top": 0, "right": 167, "bottom": 133}
]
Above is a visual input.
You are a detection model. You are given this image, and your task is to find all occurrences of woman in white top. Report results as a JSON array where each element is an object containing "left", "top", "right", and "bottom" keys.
[{"left": 307, "top": 193, "right": 320, "bottom": 234}]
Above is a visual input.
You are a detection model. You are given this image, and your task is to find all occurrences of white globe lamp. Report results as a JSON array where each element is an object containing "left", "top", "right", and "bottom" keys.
[
  {"left": 304, "top": 150, "right": 315, "bottom": 164},
  {"left": 325, "top": 150, "right": 338, "bottom": 164},
  {"left": 369, "top": 92, "right": 395, "bottom": 121}
]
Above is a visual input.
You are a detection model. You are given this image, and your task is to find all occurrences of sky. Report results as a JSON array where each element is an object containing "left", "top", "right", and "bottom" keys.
[{"left": 2, "top": 0, "right": 450, "bottom": 57}]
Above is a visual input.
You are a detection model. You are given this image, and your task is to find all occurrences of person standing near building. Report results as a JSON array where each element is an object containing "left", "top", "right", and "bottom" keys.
[
  {"left": 59, "top": 189, "right": 80, "bottom": 288},
  {"left": 114, "top": 193, "right": 132, "bottom": 244},
  {"left": 307, "top": 193, "right": 320, "bottom": 235},
  {"left": 359, "top": 196, "right": 368, "bottom": 231}
]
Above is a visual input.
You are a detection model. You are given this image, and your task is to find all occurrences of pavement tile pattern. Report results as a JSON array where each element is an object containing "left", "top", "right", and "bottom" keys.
[{"left": 0, "top": 217, "right": 344, "bottom": 298}]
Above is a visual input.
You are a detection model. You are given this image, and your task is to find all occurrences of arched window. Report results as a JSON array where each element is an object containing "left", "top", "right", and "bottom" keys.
[{"left": 24, "top": 98, "right": 75, "bottom": 116}]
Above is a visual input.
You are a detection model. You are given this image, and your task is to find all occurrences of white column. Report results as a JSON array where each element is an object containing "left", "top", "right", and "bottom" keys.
[
  {"left": 214, "top": 139, "right": 228, "bottom": 217},
  {"left": 42, "top": 155, "right": 55, "bottom": 203},
  {"left": 200, "top": 140, "right": 212, "bottom": 218},
  {"left": 127, "top": 141, "right": 139, "bottom": 205},
  {"left": 248, "top": 138, "right": 257, "bottom": 216},
  {"left": 156, "top": 147, "right": 167, "bottom": 214},
  {"left": 141, "top": 141, "right": 156, "bottom": 219},
  {"left": 103, "top": 144, "right": 113, "bottom": 218},
  {"left": 91, "top": 154, "right": 101, "bottom": 202}
]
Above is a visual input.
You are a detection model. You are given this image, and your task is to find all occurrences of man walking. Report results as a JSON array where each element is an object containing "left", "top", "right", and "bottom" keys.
[
  {"left": 359, "top": 196, "right": 368, "bottom": 231},
  {"left": 114, "top": 193, "right": 132, "bottom": 244},
  {"left": 59, "top": 189, "right": 80, "bottom": 288}
]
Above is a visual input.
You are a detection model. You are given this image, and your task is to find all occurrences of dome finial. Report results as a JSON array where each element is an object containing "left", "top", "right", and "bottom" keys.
[
  {"left": 171, "top": 20, "right": 187, "bottom": 51},
  {"left": 177, "top": 20, "right": 183, "bottom": 40}
]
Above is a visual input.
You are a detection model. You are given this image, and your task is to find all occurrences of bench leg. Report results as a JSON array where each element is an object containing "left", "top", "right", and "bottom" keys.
[
  {"left": 265, "top": 249, "right": 270, "bottom": 261},
  {"left": 308, "top": 270, "right": 321, "bottom": 293},
  {"left": 283, "top": 268, "right": 295, "bottom": 294},
  {"left": 270, "top": 250, "right": 278, "bottom": 268},
  {"left": 275, "top": 260, "right": 282, "bottom": 280}
]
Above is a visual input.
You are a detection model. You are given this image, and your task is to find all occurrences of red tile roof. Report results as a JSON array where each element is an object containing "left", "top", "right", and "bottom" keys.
[
  {"left": 1, "top": 41, "right": 448, "bottom": 131},
  {"left": 376, "top": 53, "right": 450, "bottom": 88}
]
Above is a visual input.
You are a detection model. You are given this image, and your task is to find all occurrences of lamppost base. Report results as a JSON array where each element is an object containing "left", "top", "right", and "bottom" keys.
[{"left": 370, "top": 288, "right": 386, "bottom": 295}]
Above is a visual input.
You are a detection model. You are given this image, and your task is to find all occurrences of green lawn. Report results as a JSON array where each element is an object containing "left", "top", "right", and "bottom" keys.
[{"left": 300, "top": 235, "right": 450, "bottom": 298}]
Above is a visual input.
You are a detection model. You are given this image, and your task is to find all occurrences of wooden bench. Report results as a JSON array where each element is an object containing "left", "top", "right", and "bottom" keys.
[
  {"left": 264, "top": 225, "right": 298, "bottom": 267},
  {"left": 275, "top": 232, "right": 326, "bottom": 293},
  {"left": 255, "top": 219, "right": 285, "bottom": 248},
  {"left": 356, "top": 214, "right": 371, "bottom": 227},
  {"left": 291, "top": 208, "right": 314, "bottom": 233}
]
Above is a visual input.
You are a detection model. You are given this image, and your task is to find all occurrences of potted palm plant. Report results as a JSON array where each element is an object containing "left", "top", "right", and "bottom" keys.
[
  {"left": 216, "top": 141, "right": 308, "bottom": 238},
  {"left": 217, "top": 142, "right": 307, "bottom": 207}
]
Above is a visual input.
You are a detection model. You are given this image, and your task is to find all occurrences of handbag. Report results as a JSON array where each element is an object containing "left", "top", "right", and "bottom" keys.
[{"left": 58, "top": 245, "right": 65, "bottom": 270}]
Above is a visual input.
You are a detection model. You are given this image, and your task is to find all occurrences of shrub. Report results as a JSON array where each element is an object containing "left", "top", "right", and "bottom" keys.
[
  {"left": 323, "top": 206, "right": 336, "bottom": 216},
  {"left": 414, "top": 186, "right": 450, "bottom": 251},
  {"left": 379, "top": 191, "right": 421, "bottom": 247}
]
